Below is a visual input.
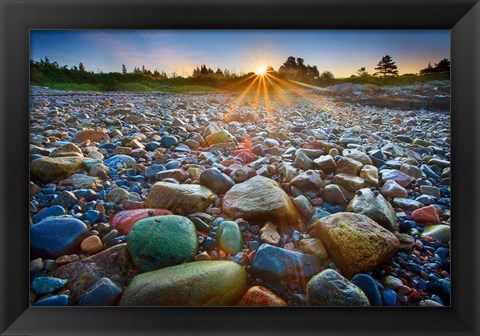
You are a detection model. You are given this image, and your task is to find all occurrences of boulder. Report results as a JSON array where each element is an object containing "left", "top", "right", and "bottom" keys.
[
  {"left": 223, "top": 176, "right": 299, "bottom": 227},
  {"left": 30, "top": 217, "right": 89, "bottom": 259},
  {"left": 30, "top": 156, "right": 87, "bottom": 182},
  {"left": 309, "top": 212, "right": 400, "bottom": 278},
  {"left": 119, "top": 261, "right": 246, "bottom": 306},
  {"left": 145, "top": 182, "right": 216, "bottom": 215},
  {"left": 307, "top": 269, "right": 370, "bottom": 306}
]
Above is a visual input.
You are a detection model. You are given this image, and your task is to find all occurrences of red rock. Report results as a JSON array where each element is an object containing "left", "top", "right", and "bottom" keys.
[
  {"left": 74, "top": 129, "right": 110, "bottom": 143},
  {"left": 110, "top": 208, "right": 172, "bottom": 234},
  {"left": 238, "top": 286, "right": 288, "bottom": 306},
  {"left": 411, "top": 205, "right": 440, "bottom": 224}
]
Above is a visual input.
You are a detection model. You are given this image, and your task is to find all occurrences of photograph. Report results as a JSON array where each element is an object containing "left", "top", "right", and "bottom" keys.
[{"left": 28, "top": 29, "right": 451, "bottom": 307}]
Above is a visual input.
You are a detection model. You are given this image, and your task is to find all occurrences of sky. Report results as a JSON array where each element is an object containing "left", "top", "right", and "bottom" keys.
[{"left": 30, "top": 30, "right": 450, "bottom": 78}]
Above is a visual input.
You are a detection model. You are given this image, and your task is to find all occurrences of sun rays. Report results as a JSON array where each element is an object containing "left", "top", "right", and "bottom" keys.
[{"left": 222, "top": 69, "right": 328, "bottom": 117}]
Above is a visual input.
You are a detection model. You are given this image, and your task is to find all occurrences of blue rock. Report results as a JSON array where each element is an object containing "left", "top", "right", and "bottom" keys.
[
  {"left": 99, "top": 143, "right": 116, "bottom": 151},
  {"left": 51, "top": 190, "right": 78, "bottom": 209},
  {"left": 72, "top": 189, "right": 98, "bottom": 200},
  {"left": 174, "top": 144, "right": 191, "bottom": 152},
  {"left": 427, "top": 279, "right": 450, "bottom": 305},
  {"left": 421, "top": 164, "right": 441, "bottom": 181},
  {"left": 160, "top": 135, "right": 178, "bottom": 148},
  {"left": 415, "top": 194, "right": 436, "bottom": 205},
  {"left": 252, "top": 244, "right": 322, "bottom": 295},
  {"left": 323, "top": 203, "right": 343, "bottom": 214},
  {"left": 404, "top": 262, "right": 423, "bottom": 274},
  {"left": 248, "top": 240, "right": 260, "bottom": 251},
  {"left": 145, "top": 141, "right": 161, "bottom": 151},
  {"left": 165, "top": 160, "right": 180, "bottom": 170},
  {"left": 307, "top": 208, "right": 331, "bottom": 230},
  {"left": 213, "top": 217, "right": 225, "bottom": 226},
  {"left": 351, "top": 274, "right": 383, "bottom": 306},
  {"left": 104, "top": 155, "right": 136, "bottom": 169},
  {"left": 204, "top": 236, "right": 217, "bottom": 251},
  {"left": 144, "top": 164, "right": 165, "bottom": 179},
  {"left": 33, "top": 294, "right": 74, "bottom": 306},
  {"left": 436, "top": 247, "right": 449, "bottom": 259},
  {"left": 32, "top": 205, "right": 66, "bottom": 222},
  {"left": 78, "top": 278, "right": 123, "bottom": 306},
  {"left": 233, "top": 252, "right": 244, "bottom": 264},
  {"left": 382, "top": 288, "right": 397, "bottom": 306},
  {"left": 31, "top": 276, "right": 67, "bottom": 295},
  {"left": 199, "top": 168, "right": 235, "bottom": 194},
  {"left": 30, "top": 217, "right": 89, "bottom": 259},
  {"left": 41, "top": 187, "right": 56, "bottom": 194},
  {"left": 81, "top": 210, "right": 100, "bottom": 223}
]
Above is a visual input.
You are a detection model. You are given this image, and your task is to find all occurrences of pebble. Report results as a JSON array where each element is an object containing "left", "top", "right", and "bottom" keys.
[
  {"left": 29, "top": 87, "right": 451, "bottom": 306},
  {"left": 79, "top": 277, "right": 123, "bottom": 306},
  {"left": 80, "top": 235, "right": 103, "bottom": 254}
]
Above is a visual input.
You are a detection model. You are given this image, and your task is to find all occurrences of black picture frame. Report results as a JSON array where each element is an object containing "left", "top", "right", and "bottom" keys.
[{"left": 1, "top": 0, "right": 479, "bottom": 335}]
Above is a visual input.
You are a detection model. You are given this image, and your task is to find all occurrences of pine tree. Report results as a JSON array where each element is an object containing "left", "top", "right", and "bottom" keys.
[
  {"left": 122, "top": 64, "right": 127, "bottom": 75},
  {"left": 79, "top": 62, "right": 85, "bottom": 72},
  {"left": 374, "top": 55, "right": 398, "bottom": 76}
]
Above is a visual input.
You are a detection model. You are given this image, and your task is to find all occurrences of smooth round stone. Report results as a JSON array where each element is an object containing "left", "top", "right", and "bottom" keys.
[
  {"left": 217, "top": 221, "right": 243, "bottom": 255},
  {"left": 380, "top": 180, "right": 408, "bottom": 199},
  {"left": 160, "top": 135, "right": 178, "bottom": 148},
  {"left": 351, "top": 274, "right": 383, "bottom": 306},
  {"left": 165, "top": 160, "right": 180, "bottom": 170},
  {"left": 293, "top": 195, "right": 314, "bottom": 219},
  {"left": 30, "top": 156, "right": 87, "bottom": 183},
  {"left": 104, "top": 155, "right": 136, "bottom": 169},
  {"left": 32, "top": 205, "right": 66, "bottom": 222},
  {"left": 199, "top": 168, "right": 235, "bottom": 194},
  {"left": 145, "top": 141, "right": 161, "bottom": 151},
  {"left": 79, "top": 277, "right": 123, "bottom": 306},
  {"left": 382, "top": 275, "right": 404, "bottom": 290},
  {"left": 421, "top": 225, "right": 451, "bottom": 243},
  {"left": 33, "top": 294, "right": 74, "bottom": 306},
  {"left": 307, "top": 269, "right": 370, "bottom": 306},
  {"left": 382, "top": 289, "right": 397, "bottom": 306},
  {"left": 411, "top": 205, "right": 441, "bottom": 224},
  {"left": 30, "top": 217, "right": 89, "bottom": 259},
  {"left": 31, "top": 276, "right": 67, "bottom": 295},
  {"left": 80, "top": 235, "right": 103, "bottom": 254},
  {"left": 127, "top": 215, "right": 198, "bottom": 272},
  {"left": 415, "top": 194, "right": 437, "bottom": 205},
  {"left": 120, "top": 261, "right": 247, "bottom": 306},
  {"left": 238, "top": 285, "right": 288, "bottom": 306}
]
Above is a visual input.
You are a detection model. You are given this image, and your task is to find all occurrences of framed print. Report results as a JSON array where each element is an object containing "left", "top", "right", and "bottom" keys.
[{"left": 1, "top": 0, "right": 479, "bottom": 335}]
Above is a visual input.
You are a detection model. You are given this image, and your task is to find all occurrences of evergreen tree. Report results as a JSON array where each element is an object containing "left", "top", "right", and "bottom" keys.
[
  {"left": 122, "top": 64, "right": 127, "bottom": 75},
  {"left": 374, "top": 55, "right": 398, "bottom": 76},
  {"left": 79, "top": 62, "right": 85, "bottom": 72}
]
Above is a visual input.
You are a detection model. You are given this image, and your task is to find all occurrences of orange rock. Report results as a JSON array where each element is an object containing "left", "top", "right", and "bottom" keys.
[
  {"left": 411, "top": 205, "right": 440, "bottom": 224},
  {"left": 80, "top": 235, "right": 103, "bottom": 254},
  {"left": 110, "top": 208, "right": 172, "bottom": 234},
  {"left": 238, "top": 286, "right": 288, "bottom": 306},
  {"left": 74, "top": 129, "right": 110, "bottom": 143}
]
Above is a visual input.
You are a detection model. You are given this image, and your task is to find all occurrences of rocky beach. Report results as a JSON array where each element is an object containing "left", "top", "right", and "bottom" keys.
[{"left": 29, "top": 82, "right": 451, "bottom": 307}]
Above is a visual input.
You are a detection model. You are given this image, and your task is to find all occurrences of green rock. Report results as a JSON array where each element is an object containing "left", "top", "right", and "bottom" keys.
[
  {"left": 127, "top": 215, "right": 198, "bottom": 272},
  {"left": 205, "top": 130, "right": 235, "bottom": 146},
  {"left": 30, "top": 156, "right": 86, "bottom": 182},
  {"left": 346, "top": 188, "right": 398, "bottom": 232},
  {"left": 217, "top": 221, "right": 243, "bottom": 255},
  {"left": 332, "top": 173, "right": 367, "bottom": 192},
  {"left": 421, "top": 225, "right": 451, "bottom": 243},
  {"left": 119, "top": 261, "right": 247, "bottom": 306}
]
